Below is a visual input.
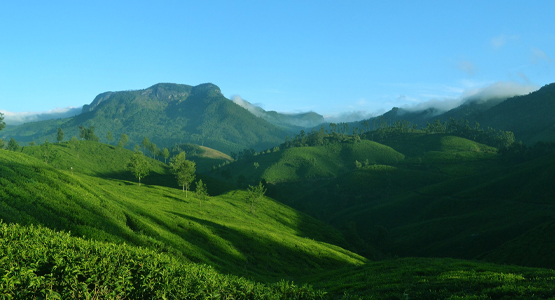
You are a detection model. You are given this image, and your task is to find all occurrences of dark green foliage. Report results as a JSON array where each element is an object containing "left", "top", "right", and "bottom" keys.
[
  {"left": 247, "top": 182, "right": 267, "bottom": 213},
  {"left": 126, "top": 151, "right": 150, "bottom": 186},
  {"left": 170, "top": 152, "right": 196, "bottom": 196},
  {"left": 0, "top": 111, "right": 5, "bottom": 131},
  {"left": 56, "top": 127, "right": 64, "bottom": 142},
  {"left": 307, "top": 257, "right": 555, "bottom": 299},
  {"left": 118, "top": 133, "right": 129, "bottom": 148},
  {"left": 195, "top": 179, "right": 209, "bottom": 206},
  {"left": 0, "top": 222, "right": 325, "bottom": 299},
  {"left": 7, "top": 137, "right": 19, "bottom": 151},
  {"left": 79, "top": 126, "right": 99, "bottom": 142},
  {"left": 106, "top": 131, "right": 113, "bottom": 143},
  {"left": 40, "top": 139, "right": 59, "bottom": 164}
]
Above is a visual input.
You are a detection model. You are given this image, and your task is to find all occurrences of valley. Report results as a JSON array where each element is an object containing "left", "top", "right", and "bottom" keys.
[{"left": 1, "top": 83, "right": 555, "bottom": 299}]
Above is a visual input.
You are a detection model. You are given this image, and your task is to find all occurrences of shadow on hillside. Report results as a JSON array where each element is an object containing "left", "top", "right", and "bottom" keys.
[
  {"left": 166, "top": 211, "right": 362, "bottom": 282},
  {"left": 0, "top": 160, "right": 150, "bottom": 248},
  {"left": 95, "top": 170, "right": 236, "bottom": 196}
]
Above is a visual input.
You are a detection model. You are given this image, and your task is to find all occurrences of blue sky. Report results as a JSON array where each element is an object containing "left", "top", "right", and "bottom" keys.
[{"left": 0, "top": 1, "right": 553, "bottom": 124}]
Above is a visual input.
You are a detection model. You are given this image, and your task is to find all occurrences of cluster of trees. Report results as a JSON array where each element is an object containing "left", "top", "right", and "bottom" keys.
[
  {"left": 499, "top": 141, "right": 555, "bottom": 163},
  {"left": 141, "top": 137, "right": 170, "bottom": 162},
  {"left": 423, "top": 118, "right": 515, "bottom": 149}
]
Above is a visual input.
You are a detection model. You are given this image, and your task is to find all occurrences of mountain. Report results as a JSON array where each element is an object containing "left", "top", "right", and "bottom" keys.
[
  {"left": 1, "top": 83, "right": 296, "bottom": 154},
  {"left": 480, "top": 82, "right": 555, "bottom": 144},
  {"left": 231, "top": 96, "right": 325, "bottom": 130},
  {"left": 342, "top": 82, "right": 554, "bottom": 145}
]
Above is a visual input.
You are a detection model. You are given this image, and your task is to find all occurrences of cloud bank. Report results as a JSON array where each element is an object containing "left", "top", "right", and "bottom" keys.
[
  {"left": 1, "top": 107, "right": 82, "bottom": 125},
  {"left": 324, "top": 111, "right": 379, "bottom": 123},
  {"left": 231, "top": 95, "right": 265, "bottom": 117},
  {"left": 401, "top": 81, "right": 539, "bottom": 114}
]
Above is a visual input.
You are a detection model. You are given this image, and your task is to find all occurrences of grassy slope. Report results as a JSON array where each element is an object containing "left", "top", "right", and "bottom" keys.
[
  {"left": 3, "top": 140, "right": 555, "bottom": 298},
  {"left": 218, "top": 140, "right": 405, "bottom": 184},
  {"left": 228, "top": 133, "right": 555, "bottom": 270},
  {"left": 1, "top": 145, "right": 365, "bottom": 283}
]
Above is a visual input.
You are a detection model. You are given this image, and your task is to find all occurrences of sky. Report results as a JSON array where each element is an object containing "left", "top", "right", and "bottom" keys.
[{"left": 0, "top": 1, "right": 553, "bottom": 125}]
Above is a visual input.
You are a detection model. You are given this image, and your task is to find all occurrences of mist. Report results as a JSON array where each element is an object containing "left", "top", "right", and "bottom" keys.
[
  {"left": 1, "top": 107, "right": 82, "bottom": 125},
  {"left": 324, "top": 110, "right": 380, "bottom": 123},
  {"left": 231, "top": 95, "right": 265, "bottom": 117},
  {"left": 402, "top": 81, "right": 539, "bottom": 113}
]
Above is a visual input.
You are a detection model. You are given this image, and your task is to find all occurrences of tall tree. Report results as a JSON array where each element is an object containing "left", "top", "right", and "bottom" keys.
[
  {"left": 142, "top": 137, "right": 150, "bottom": 153},
  {"left": 56, "top": 127, "right": 64, "bottom": 143},
  {"left": 41, "top": 140, "right": 58, "bottom": 164},
  {"left": 106, "top": 131, "right": 114, "bottom": 144},
  {"left": 126, "top": 151, "right": 150, "bottom": 186},
  {"left": 0, "top": 139, "right": 5, "bottom": 149},
  {"left": 170, "top": 152, "right": 196, "bottom": 197},
  {"left": 195, "top": 179, "right": 209, "bottom": 206},
  {"left": 246, "top": 182, "right": 266, "bottom": 213},
  {"left": 78, "top": 126, "right": 99, "bottom": 142},
  {"left": 7, "top": 138, "right": 19, "bottom": 151},
  {"left": 118, "top": 133, "right": 129, "bottom": 148},
  {"left": 162, "top": 148, "right": 170, "bottom": 164},
  {"left": 0, "top": 112, "right": 5, "bottom": 131}
]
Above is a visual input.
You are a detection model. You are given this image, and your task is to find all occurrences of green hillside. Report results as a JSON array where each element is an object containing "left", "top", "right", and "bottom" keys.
[
  {"left": 0, "top": 83, "right": 294, "bottom": 154},
  {"left": 0, "top": 146, "right": 365, "bottom": 283},
  {"left": 216, "top": 140, "right": 404, "bottom": 185},
  {"left": 4, "top": 134, "right": 555, "bottom": 298}
]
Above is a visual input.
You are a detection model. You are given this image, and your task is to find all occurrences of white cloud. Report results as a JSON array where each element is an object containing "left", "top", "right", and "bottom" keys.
[
  {"left": 457, "top": 60, "right": 477, "bottom": 76},
  {"left": 231, "top": 95, "right": 265, "bottom": 117},
  {"left": 491, "top": 34, "right": 519, "bottom": 49},
  {"left": 324, "top": 110, "right": 379, "bottom": 123},
  {"left": 402, "top": 81, "right": 539, "bottom": 113},
  {"left": 1, "top": 107, "right": 82, "bottom": 125},
  {"left": 531, "top": 47, "right": 552, "bottom": 63}
]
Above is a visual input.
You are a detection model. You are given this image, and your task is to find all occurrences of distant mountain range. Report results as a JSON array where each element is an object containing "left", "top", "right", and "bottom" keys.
[
  {"left": 347, "top": 82, "right": 555, "bottom": 144},
  {"left": 1, "top": 83, "right": 324, "bottom": 154},
  {"left": 3, "top": 82, "right": 555, "bottom": 154}
]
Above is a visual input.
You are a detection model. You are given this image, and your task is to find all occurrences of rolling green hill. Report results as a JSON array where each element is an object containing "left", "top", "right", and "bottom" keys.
[
  {"left": 4, "top": 134, "right": 555, "bottom": 298},
  {"left": 0, "top": 146, "right": 365, "bottom": 283},
  {"left": 216, "top": 140, "right": 404, "bottom": 185}
]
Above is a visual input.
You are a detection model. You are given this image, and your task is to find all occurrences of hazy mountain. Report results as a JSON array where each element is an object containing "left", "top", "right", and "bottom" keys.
[
  {"left": 479, "top": 82, "right": 555, "bottom": 144},
  {"left": 231, "top": 95, "right": 324, "bottom": 130},
  {"left": 1, "top": 83, "right": 297, "bottom": 154}
]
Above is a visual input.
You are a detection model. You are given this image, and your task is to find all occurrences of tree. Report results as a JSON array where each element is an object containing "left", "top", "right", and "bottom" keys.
[
  {"left": 254, "top": 162, "right": 259, "bottom": 169},
  {"left": 162, "top": 148, "right": 170, "bottom": 164},
  {"left": 170, "top": 152, "right": 196, "bottom": 197},
  {"left": 142, "top": 137, "right": 150, "bottom": 153},
  {"left": 0, "top": 139, "right": 5, "bottom": 149},
  {"left": 118, "top": 133, "right": 129, "bottom": 148},
  {"left": 246, "top": 182, "right": 266, "bottom": 213},
  {"left": 41, "top": 140, "right": 58, "bottom": 164},
  {"left": 126, "top": 151, "right": 150, "bottom": 186},
  {"left": 195, "top": 179, "right": 209, "bottom": 206},
  {"left": 148, "top": 142, "right": 158, "bottom": 159},
  {"left": 56, "top": 127, "right": 64, "bottom": 143},
  {"left": 0, "top": 112, "right": 5, "bottom": 131},
  {"left": 7, "top": 138, "right": 19, "bottom": 151},
  {"left": 70, "top": 136, "right": 80, "bottom": 158},
  {"left": 106, "top": 131, "right": 113, "bottom": 144},
  {"left": 78, "top": 126, "right": 99, "bottom": 142}
]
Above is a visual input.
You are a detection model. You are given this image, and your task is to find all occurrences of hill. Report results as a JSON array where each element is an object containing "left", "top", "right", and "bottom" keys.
[
  {"left": 339, "top": 82, "right": 555, "bottom": 145},
  {"left": 214, "top": 139, "right": 404, "bottom": 185},
  {"left": 0, "top": 145, "right": 366, "bottom": 282},
  {"left": 0, "top": 83, "right": 295, "bottom": 154},
  {"left": 217, "top": 131, "right": 555, "bottom": 269},
  {"left": 480, "top": 82, "right": 555, "bottom": 144}
]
